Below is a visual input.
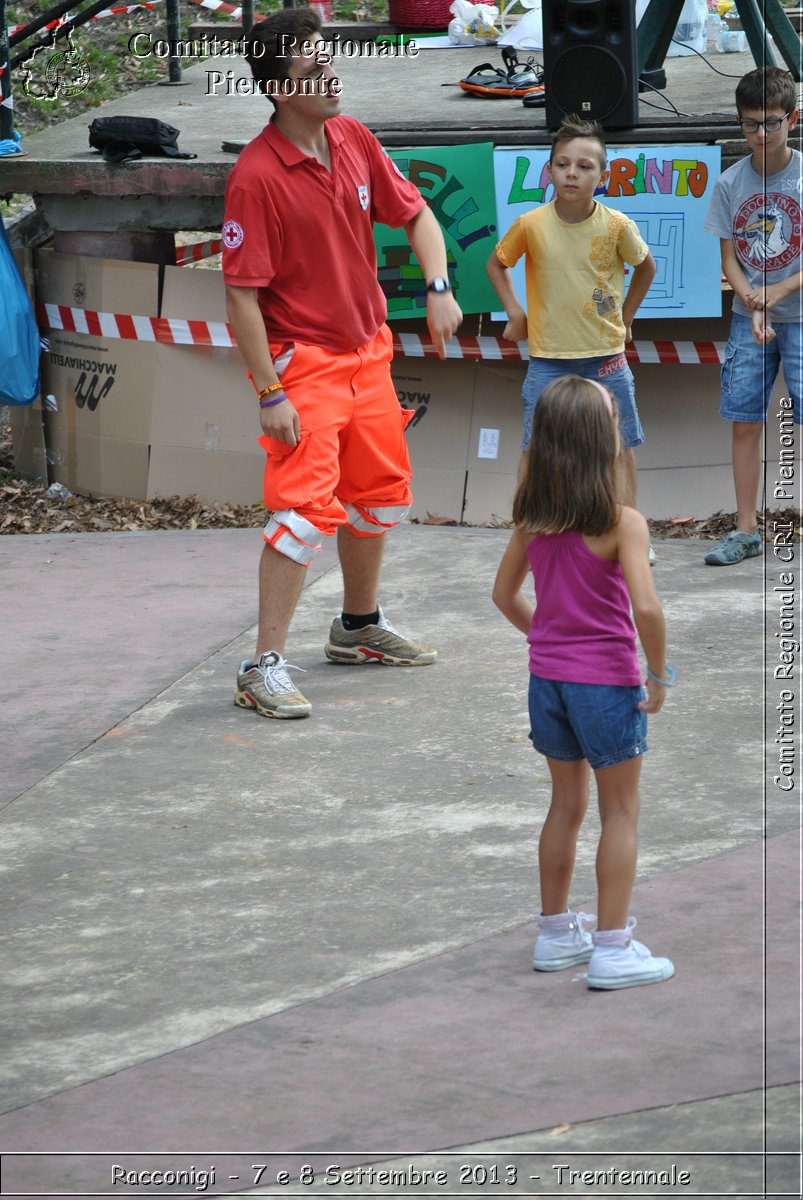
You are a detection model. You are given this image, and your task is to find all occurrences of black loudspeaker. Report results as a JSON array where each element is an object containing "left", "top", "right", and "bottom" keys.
[{"left": 543, "top": 0, "right": 639, "bottom": 130}]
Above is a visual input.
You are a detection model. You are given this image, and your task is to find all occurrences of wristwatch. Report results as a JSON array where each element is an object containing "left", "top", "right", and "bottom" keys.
[{"left": 426, "top": 277, "right": 452, "bottom": 294}]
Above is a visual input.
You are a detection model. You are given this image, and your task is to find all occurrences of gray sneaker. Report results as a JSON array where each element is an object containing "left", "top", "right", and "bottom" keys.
[
  {"left": 704, "top": 530, "right": 762, "bottom": 566},
  {"left": 324, "top": 607, "right": 437, "bottom": 666},
  {"left": 234, "top": 652, "right": 311, "bottom": 719}
]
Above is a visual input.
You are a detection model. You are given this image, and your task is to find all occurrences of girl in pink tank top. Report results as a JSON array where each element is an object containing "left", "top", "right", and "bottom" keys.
[{"left": 493, "top": 376, "right": 676, "bottom": 991}]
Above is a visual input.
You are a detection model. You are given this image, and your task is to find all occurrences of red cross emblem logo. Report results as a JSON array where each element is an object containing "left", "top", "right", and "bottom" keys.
[{"left": 222, "top": 220, "right": 244, "bottom": 250}]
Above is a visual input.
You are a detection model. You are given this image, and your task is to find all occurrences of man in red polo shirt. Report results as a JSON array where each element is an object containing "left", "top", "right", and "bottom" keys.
[{"left": 223, "top": 5, "right": 462, "bottom": 720}]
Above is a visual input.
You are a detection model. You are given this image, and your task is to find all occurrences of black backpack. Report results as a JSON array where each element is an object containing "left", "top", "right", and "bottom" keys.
[{"left": 88, "top": 116, "right": 197, "bottom": 164}]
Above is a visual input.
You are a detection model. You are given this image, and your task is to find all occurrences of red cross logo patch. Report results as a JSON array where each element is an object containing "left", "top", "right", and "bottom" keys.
[{"left": 222, "top": 219, "right": 244, "bottom": 250}]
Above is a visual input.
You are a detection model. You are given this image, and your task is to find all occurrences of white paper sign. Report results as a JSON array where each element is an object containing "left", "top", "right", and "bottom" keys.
[{"left": 478, "top": 428, "right": 500, "bottom": 460}]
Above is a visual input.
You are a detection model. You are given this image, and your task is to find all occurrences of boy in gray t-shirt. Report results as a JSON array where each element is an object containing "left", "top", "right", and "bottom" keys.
[{"left": 702, "top": 66, "right": 801, "bottom": 566}]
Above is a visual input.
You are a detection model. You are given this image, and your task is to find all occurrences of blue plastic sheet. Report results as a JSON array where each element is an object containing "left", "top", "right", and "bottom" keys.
[{"left": 0, "top": 218, "right": 40, "bottom": 405}]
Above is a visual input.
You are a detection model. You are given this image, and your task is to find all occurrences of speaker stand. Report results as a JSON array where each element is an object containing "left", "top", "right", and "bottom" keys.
[{"left": 638, "top": 0, "right": 801, "bottom": 83}]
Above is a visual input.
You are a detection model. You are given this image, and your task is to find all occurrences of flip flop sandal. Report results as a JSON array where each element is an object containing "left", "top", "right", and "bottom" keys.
[
  {"left": 459, "top": 64, "right": 520, "bottom": 98},
  {"left": 459, "top": 55, "right": 545, "bottom": 99}
]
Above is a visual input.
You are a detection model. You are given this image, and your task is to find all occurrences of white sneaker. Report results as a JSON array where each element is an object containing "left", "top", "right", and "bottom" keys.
[
  {"left": 533, "top": 910, "right": 595, "bottom": 971},
  {"left": 587, "top": 917, "right": 674, "bottom": 990}
]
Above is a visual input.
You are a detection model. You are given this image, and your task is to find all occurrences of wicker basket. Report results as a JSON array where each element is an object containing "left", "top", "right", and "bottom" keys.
[{"left": 388, "top": 0, "right": 454, "bottom": 30}]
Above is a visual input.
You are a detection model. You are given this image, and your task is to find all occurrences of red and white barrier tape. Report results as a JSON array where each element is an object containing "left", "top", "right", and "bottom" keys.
[
  {"left": 175, "top": 238, "right": 222, "bottom": 266},
  {"left": 9, "top": 2, "right": 162, "bottom": 38},
  {"left": 186, "top": 0, "right": 330, "bottom": 23},
  {"left": 36, "top": 302, "right": 727, "bottom": 363},
  {"left": 400, "top": 335, "right": 727, "bottom": 366},
  {"left": 187, "top": 0, "right": 266, "bottom": 21},
  {"left": 626, "top": 339, "right": 725, "bottom": 365},
  {"left": 37, "top": 301, "right": 236, "bottom": 347}
]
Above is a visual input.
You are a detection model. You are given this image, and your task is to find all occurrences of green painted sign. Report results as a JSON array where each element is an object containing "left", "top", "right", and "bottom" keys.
[{"left": 374, "top": 142, "right": 499, "bottom": 318}]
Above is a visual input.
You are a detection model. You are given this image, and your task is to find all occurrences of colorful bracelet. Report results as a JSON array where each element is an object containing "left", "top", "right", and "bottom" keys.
[
  {"left": 256, "top": 382, "right": 284, "bottom": 400},
  {"left": 647, "top": 664, "right": 676, "bottom": 687},
  {"left": 259, "top": 391, "right": 287, "bottom": 409}
]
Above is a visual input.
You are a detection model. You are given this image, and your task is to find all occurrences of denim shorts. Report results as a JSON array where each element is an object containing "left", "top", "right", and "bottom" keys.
[
  {"left": 720, "top": 313, "right": 802, "bottom": 424},
  {"left": 528, "top": 673, "right": 648, "bottom": 770},
  {"left": 521, "top": 354, "right": 645, "bottom": 451}
]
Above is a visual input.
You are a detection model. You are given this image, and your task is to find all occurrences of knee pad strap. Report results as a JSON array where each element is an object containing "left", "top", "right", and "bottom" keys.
[
  {"left": 263, "top": 509, "right": 324, "bottom": 565},
  {"left": 344, "top": 502, "right": 410, "bottom": 535}
]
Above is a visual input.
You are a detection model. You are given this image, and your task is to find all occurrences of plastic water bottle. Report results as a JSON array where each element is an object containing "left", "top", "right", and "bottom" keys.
[
  {"left": 707, "top": 13, "right": 723, "bottom": 51},
  {"left": 721, "top": 27, "right": 747, "bottom": 52}
]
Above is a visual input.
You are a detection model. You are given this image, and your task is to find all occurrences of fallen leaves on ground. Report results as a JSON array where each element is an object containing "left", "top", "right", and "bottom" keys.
[
  {"left": 1, "top": 476, "right": 799, "bottom": 540},
  {"left": 0, "top": 478, "right": 264, "bottom": 535},
  {"left": 1, "top": 432, "right": 799, "bottom": 539}
]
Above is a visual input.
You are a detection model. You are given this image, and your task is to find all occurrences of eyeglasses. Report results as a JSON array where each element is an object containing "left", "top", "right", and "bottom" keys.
[{"left": 738, "top": 113, "right": 791, "bottom": 134}]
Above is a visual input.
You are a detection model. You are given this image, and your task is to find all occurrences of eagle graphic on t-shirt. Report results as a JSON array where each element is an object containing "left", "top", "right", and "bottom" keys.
[{"left": 743, "top": 202, "right": 791, "bottom": 265}]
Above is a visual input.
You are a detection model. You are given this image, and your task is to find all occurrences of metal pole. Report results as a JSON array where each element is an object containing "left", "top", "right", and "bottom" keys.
[
  {"left": 241, "top": 0, "right": 254, "bottom": 37},
  {"left": 165, "top": 0, "right": 182, "bottom": 83},
  {"left": 0, "top": 0, "right": 14, "bottom": 142},
  {"left": 637, "top": 0, "right": 687, "bottom": 76}
]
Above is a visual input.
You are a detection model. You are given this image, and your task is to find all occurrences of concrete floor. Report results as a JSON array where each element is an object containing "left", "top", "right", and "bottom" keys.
[
  {"left": 2, "top": 16, "right": 801, "bottom": 1196},
  {"left": 0, "top": 524, "right": 799, "bottom": 1198}
]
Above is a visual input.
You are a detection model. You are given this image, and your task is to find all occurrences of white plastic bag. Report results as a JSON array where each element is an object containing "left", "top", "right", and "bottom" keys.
[
  {"left": 667, "top": 0, "right": 707, "bottom": 56},
  {"left": 448, "top": 0, "right": 501, "bottom": 46},
  {"left": 496, "top": 1, "right": 542, "bottom": 49}
]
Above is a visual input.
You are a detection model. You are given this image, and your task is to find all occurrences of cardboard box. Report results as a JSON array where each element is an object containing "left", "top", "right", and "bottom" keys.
[
  {"left": 468, "top": 363, "right": 526, "bottom": 474},
  {"left": 154, "top": 267, "right": 257, "bottom": 457},
  {"left": 635, "top": 364, "right": 730, "bottom": 470},
  {"left": 462, "top": 471, "right": 518, "bottom": 526},
  {"left": 35, "top": 250, "right": 161, "bottom": 498},
  {"left": 637, "top": 465, "right": 738, "bottom": 520},
  {"left": 407, "top": 466, "right": 466, "bottom": 523},
  {"left": 37, "top": 251, "right": 160, "bottom": 445},
  {"left": 45, "top": 425, "right": 151, "bottom": 500},
  {"left": 391, "top": 355, "right": 478, "bottom": 522},
  {"left": 392, "top": 356, "right": 476, "bottom": 473},
  {"left": 42, "top": 327, "right": 157, "bottom": 446},
  {"left": 146, "top": 444, "right": 264, "bottom": 506},
  {"left": 33, "top": 253, "right": 266, "bottom": 501}
]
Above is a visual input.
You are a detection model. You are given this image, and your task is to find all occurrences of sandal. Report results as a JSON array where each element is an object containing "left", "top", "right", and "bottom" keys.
[{"left": 459, "top": 47, "right": 545, "bottom": 99}]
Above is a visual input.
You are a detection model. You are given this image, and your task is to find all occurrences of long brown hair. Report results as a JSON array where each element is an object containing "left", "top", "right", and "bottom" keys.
[{"left": 512, "top": 375, "right": 621, "bottom": 536}]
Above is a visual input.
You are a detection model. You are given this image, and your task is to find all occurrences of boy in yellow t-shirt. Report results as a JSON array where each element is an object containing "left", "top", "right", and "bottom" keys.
[{"left": 487, "top": 116, "right": 656, "bottom": 506}]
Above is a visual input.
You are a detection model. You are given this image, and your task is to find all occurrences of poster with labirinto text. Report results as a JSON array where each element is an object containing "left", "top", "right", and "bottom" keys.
[{"left": 493, "top": 144, "right": 723, "bottom": 319}]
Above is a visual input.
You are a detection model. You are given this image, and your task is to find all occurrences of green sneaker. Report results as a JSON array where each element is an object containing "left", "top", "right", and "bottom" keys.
[
  {"left": 324, "top": 608, "right": 437, "bottom": 666},
  {"left": 704, "top": 531, "right": 762, "bottom": 566},
  {"left": 234, "top": 652, "right": 311, "bottom": 719}
]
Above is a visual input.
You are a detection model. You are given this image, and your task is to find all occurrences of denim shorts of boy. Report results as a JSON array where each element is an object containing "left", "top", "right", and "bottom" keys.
[
  {"left": 528, "top": 674, "right": 648, "bottom": 770},
  {"left": 720, "top": 313, "right": 802, "bottom": 425},
  {"left": 521, "top": 354, "right": 645, "bottom": 451}
]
